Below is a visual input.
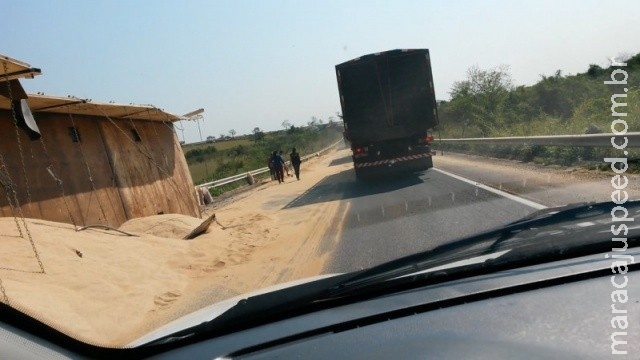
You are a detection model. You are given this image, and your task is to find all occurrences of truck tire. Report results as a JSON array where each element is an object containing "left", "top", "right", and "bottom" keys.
[
  {"left": 411, "top": 156, "right": 433, "bottom": 172},
  {"left": 425, "top": 156, "right": 433, "bottom": 169}
]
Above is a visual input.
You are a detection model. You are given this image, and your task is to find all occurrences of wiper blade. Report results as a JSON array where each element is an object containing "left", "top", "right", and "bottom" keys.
[
  {"left": 505, "top": 201, "right": 614, "bottom": 225},
  {"left": 329, "top": 200, "right": 640, "bottom": 296}
]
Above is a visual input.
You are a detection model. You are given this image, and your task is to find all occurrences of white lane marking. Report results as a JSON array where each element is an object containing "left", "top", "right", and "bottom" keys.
[{"left": 433, "top": 168, "right": 547, "bottom": 210}]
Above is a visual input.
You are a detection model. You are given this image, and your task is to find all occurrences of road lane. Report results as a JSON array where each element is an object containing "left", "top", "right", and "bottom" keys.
[
  {"left": 281, "top": 153, "right": 542, "bottom": 274},
  {"left": 433, "top": 152, "right": 640, "bottom": 207}
]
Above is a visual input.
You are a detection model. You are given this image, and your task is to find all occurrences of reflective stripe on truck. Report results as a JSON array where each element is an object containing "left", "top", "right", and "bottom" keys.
[{"left": 354, "top": 152, "right": 434, "bottom": 168}]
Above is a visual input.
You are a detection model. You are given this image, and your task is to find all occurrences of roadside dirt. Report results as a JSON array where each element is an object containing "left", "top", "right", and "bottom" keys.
[{"left": 0, "top": 148, "right": 353, "bottom": 347}]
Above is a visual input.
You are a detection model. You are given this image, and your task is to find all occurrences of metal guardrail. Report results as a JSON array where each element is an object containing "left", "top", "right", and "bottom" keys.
[
  {"left": 436, "top": 132, "right": 640, "bottom": 148},
  {"left": 199, "top": 139, "right": 343, "bottom": 189},
  {"left": 200, "top": 132, "right": 636, "bottom": 189}
]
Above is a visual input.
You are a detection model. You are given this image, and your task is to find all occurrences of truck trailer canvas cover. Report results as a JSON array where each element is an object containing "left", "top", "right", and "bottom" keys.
[{"left": 336, "top": 49, "right": 438, "bottom": 143}]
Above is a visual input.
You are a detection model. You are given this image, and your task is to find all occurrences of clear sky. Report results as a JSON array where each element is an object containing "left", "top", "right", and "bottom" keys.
[{"left": 4, "top": 0, "right": 640, "bottom": 143}]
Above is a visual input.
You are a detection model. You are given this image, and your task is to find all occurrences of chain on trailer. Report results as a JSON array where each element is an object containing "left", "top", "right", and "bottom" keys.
[
  {"left": 97, "top": 105, "right": 192, "bottom": 208},
  {"left": 0, "top": 154, "right": 45, "bottom": 276},
  {"left": 144, "top": 109, "right": 169, "bottom": 168},
  {"left": 1, "top": 63, "right": 46, "bottom": 279},
  {"left": 35, "top": 116, "right": 78, "bottom": 229},
  {"left": 67, "top": 111, "right": 109, "bottom": 225},
  {"left": 120, "top": 105, "right": 163, "bottom": 213},
  {"left": 122, "top": 107, "right": 169, "bottom": 176},
  {"left": 40, "top": 136, "right": 78, "bottom": 229},
  {"left": 145, "top": 107, "right": 197, "bottom": 211},
  {"left": 159, "top": 110, "right": 203, "bottom": 214},
  {"left": 3, "top": 62, "right": 34, "bottom": 211}
]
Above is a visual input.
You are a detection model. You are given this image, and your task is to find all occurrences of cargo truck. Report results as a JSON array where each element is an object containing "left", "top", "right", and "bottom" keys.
[{"left": 335, "top": 49, "right": 438, "bottom": 179}]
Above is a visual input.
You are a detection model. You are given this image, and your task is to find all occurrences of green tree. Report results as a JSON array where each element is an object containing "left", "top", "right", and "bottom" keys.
[
  {"left": 448, "top": 65, "right": 513, "bottom": 136},
  {"left": 253, "top": 127, "right": 265, "bottom": 141}
]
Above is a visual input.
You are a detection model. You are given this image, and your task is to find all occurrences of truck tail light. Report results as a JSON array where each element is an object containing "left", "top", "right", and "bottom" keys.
[{"left": 353, "top": 146, "right": 368, "bottom": 158}]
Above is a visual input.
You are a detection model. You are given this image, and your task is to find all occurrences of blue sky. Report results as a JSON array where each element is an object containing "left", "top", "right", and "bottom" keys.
[{"left": 4, "top": 0, "right": 640, "bottom": 143}]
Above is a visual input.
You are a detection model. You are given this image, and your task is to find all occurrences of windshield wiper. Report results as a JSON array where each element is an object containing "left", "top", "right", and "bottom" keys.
[{"left": 327, "top": 200, "right": 640, "bottom": 296}]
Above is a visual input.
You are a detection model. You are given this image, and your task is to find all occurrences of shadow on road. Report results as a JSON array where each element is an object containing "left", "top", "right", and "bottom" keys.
[
  {"left": 283, "top": 168, "right": 426, "bottom": 209},
  {"left": 328, "top": 155, "right": 353, "bottom": 167}
]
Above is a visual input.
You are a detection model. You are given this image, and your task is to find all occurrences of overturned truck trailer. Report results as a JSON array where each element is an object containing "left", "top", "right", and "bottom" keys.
[{"left": 0, "top": 54, "right": 200, "bottom": 227}]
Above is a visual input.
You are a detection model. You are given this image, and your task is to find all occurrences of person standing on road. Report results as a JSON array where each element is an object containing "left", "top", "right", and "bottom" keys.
[
  {"left": 274, "top": 150, "right": 285, "bottom": 183},
  {"left": 280, "top": 150, "right": 291, "bottom": 177},
  {"left": 268, "top": 151, "right": 276, "bottom": 180},
  {"left": 290, "top": 147, "right": 301, "bottom": 180}
]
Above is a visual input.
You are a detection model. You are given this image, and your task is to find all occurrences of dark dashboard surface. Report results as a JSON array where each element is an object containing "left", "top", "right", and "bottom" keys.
[{"left": 151, "top": 249, "right": 640, "bottom": 359}]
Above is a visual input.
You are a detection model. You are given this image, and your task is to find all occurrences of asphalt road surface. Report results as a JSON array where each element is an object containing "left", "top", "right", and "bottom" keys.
[{"left": 283, "top": 153, "right": 542, "bottom": 273}]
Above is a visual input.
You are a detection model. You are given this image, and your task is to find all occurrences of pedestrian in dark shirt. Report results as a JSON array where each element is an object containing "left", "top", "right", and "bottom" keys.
[
  {"left": 274, "top": 150, "right": 285, "bottom": 183},
  {"left": 290, "top": 147, "right": 301, "bottom": 180},
  {"left": 268, "top": 151, "right": 277, "bottom": 180}
]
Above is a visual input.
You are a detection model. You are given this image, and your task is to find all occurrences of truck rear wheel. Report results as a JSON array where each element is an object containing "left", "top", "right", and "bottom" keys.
[
  {"left": 411, "top": 156, "right": 433, "bottom": 172},
  {"left": 425, "top": 156, "right": 433, "bottom": 169}
]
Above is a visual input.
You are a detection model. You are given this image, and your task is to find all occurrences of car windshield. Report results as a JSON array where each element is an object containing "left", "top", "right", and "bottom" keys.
[{"left": 1, "top": 0, "right": 639, "bottom": 351}]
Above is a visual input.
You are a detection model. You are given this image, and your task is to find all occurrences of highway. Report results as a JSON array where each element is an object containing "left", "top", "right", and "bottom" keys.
[
  {"left": 280, "top": 152, "right": 536, "bottom": 273},
  {"left": 278, "top": 149, "right": 640, "bottom": 274},
  {"left": 108, "top": 146, "right": 639, "bottom": 333},
  {"left": 206, "top": 145, "right": 639, "bottom": 285},
  {"left": 327, "top": 168, "right": 539, "bottom": 273}
]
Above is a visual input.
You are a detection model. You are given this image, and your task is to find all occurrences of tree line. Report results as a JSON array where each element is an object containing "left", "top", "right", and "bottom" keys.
[
  {"left": 438, "top": 52, "right": 640, "bottom": 138},
  {"left": 434, "top": 52, "right": 640, "bottom": 169}
]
